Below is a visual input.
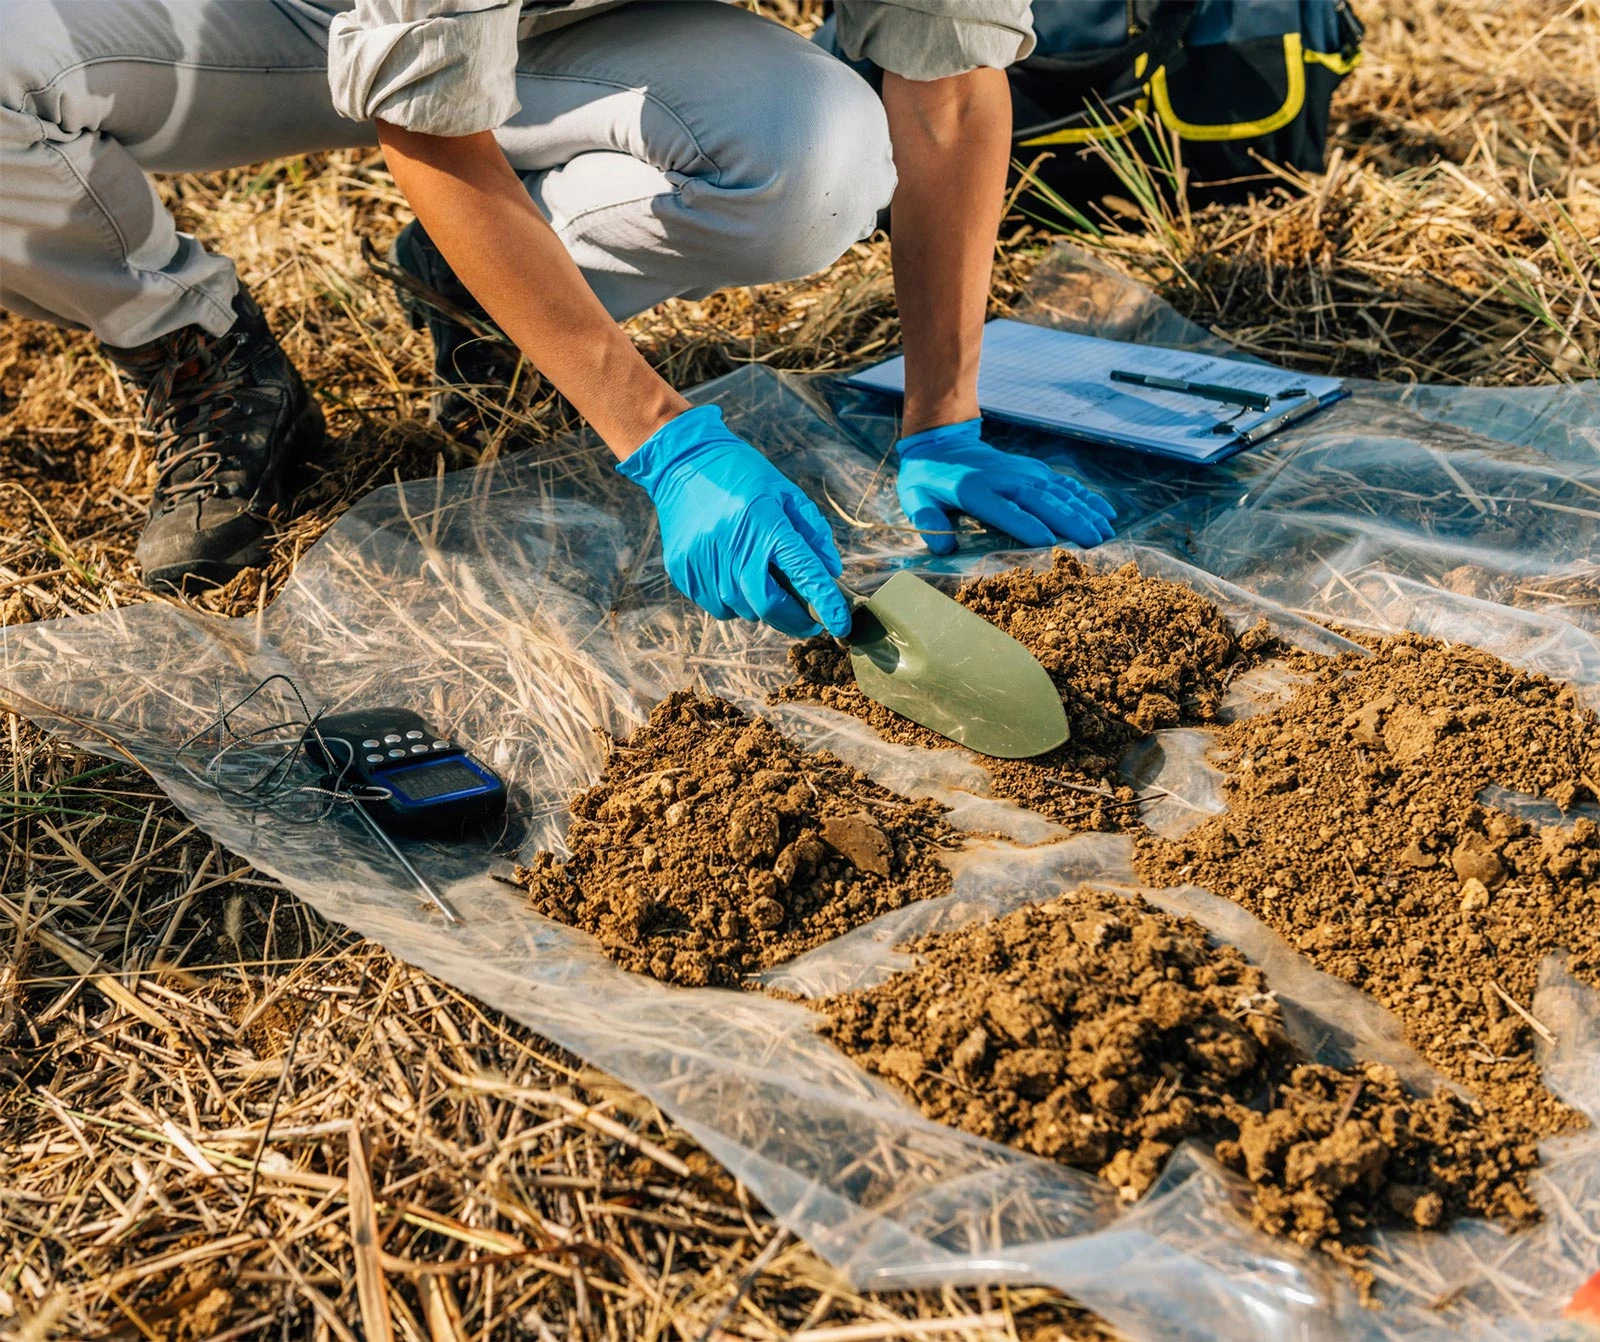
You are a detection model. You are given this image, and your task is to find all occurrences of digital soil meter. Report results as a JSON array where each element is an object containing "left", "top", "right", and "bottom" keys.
[{"left": 303, "top": 707, "right": 507, "bottom": 836}]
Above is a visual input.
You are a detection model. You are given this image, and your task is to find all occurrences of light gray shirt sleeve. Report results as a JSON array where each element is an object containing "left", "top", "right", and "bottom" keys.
[
  {"left": 327, "top": 0, "right": 522, "bottom": 136},
  {"left": 833, "top": 0, "right": 1035, "bottom": 81}
]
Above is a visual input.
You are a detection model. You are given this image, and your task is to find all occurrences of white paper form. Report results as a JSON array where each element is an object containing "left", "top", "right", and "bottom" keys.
[{"left": 848, "top": 318, "right": 1348, "bottom": 463}]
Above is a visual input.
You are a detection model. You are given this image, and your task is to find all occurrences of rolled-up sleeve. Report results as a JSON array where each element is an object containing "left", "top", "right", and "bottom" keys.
[
  {"left": 833, "top": 0, "right": 1035, "bottom": 81},
  {"left": 328, "top": 1, "right": 522, "bottom": 136}
]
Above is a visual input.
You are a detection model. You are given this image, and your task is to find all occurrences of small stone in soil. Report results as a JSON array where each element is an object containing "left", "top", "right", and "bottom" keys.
[{"left": 517, "top": 691, "right": 960, "bottom": 989}]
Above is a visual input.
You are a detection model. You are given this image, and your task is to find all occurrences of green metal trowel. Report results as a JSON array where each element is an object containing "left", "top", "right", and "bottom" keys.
[{"left": 830, "top": 572, "right": 1069, "bottom": 760}]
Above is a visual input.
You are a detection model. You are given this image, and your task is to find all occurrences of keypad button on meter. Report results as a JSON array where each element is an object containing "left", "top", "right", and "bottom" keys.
[
  {"left": 362, "top": 738, "right": 381, "bottom": 749},
  {"left": 383, "top": 733, "right": 402, "bottom": 744},
  {"left": 388, "top": 748, "right": 407, "bottom": 758},
  {"left": 410, "top": 743, "right": 429, "bottom": 753},
  {"left": 431, "top": 740, "right": 449, "bottom": 751}
]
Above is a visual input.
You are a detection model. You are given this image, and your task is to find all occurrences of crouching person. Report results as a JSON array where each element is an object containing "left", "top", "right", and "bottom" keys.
[{"left": 0, "top": 0, "right": 1113, "bottom": 632}]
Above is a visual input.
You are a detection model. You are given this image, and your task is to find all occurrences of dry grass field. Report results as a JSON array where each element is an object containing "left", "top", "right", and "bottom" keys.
[{"left": 2, "top": 1, "right": 1596, "bottom": 1338}]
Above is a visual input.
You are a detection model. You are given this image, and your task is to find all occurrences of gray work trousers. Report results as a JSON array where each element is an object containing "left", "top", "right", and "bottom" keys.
[{"left": 0, "top": 0, "right": 895, "bottom": 348}]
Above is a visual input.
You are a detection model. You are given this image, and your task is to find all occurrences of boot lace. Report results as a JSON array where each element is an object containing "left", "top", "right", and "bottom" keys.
[{"left": 136, "top": 328, "right": 254, "bottom": 504}]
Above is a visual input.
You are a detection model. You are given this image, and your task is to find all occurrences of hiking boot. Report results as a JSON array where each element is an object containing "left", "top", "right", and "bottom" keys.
[
  {"left": 105, "top": 287, "right": 324, "bottom": 593},
  {"left": 384, "top": 220, "right": 528, "bottom": 436}
]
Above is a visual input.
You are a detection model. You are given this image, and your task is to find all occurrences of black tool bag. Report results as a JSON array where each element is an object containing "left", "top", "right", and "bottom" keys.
[{"left": 1013, "top": 0, "right": 1365, "bottom": 204}]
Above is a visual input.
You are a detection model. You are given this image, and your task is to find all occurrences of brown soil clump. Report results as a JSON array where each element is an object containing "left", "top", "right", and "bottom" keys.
[
  {"left": 518, "top": 691, "right": 959, "bottom": 988},
  {"left": 819, "top": 888, "right": 1540, "bottom": 1261},
  {"left": 1135, "top": 633, "right": 1600, "bottom": 1138},
  {"left": 776, "top": 553, "right": 1277, "bottom": 831}
]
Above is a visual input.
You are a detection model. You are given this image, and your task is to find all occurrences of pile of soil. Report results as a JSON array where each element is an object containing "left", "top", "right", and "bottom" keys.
[
  {"left": 777, "top": 553, "right": 1277, "bottom": 830},
  {"left": 1135, "top": 633, "right": 1600, "bottom": 1137},
  {"left": 818, "top": 887, "right": 1540, "bottom": 1262},
  {"left": 518, "top": 691, "right": 960, "bottom": 988}
]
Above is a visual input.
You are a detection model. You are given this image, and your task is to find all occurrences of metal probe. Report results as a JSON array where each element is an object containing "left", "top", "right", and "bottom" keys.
[{"left": 351, "top": 803, "right": 463, "bottom": 924}]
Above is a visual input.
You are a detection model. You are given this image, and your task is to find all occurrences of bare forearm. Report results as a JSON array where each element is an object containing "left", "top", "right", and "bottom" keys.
[
  {"left": 882, "top": 68, "right": 1012, "bottom": 436},
  {"left": 375, "top": 122, "right": 686, "bottom": 458}
]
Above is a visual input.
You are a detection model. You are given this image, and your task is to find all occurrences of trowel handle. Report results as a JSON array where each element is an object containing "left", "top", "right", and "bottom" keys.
[{"left": 772, "top": 570, "right": 865, "bottom": 636}]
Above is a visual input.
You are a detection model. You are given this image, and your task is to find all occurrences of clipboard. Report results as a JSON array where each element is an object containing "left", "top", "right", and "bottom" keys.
[{"left": 847, "top": 319, "right": 1348, "bottom": 463}]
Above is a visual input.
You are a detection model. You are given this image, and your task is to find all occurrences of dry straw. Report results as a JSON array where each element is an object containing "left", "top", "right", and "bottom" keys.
[{"left": 2, "top": 0, "right": 1596, "bottom": 1336}]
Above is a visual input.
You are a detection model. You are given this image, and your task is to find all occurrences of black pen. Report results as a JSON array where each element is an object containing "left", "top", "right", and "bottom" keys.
[{"left": 1109, "top": 368, "right": 1272, "bottom": 413}]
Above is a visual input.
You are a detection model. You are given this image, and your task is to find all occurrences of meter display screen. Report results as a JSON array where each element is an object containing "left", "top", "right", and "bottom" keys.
[{"left": 385, "top": 758, "right": 492, "bottom": 804}]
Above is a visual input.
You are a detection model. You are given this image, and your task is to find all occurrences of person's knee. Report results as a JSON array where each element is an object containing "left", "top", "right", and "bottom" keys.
[
  {"left": 699, "top": 51, "right": 895, "bottom": 286},
  {"left": 2, "top": 14, "right": 129, "bottom": 143},
  {"left": 0, "top": 17, "right": 55, "bottom": 118}
]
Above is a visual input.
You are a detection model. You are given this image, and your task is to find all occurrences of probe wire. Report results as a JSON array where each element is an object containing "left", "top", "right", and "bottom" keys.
[{"left": 175, "top": 674, "right": 465, "bottom": 924}]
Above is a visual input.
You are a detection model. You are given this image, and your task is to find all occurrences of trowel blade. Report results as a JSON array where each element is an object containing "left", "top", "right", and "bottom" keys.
[{"left": 847, "top": 572, "right": 1069, "bottom": 760}]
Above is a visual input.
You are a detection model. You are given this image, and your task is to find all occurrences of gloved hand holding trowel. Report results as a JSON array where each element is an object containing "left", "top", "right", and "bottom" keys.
[
  {"left": 618, "top": 404, "right": 1116, "bottom": 642},
  {"left": 619, "top": 398, "right": 1086, "bottom": 761}
]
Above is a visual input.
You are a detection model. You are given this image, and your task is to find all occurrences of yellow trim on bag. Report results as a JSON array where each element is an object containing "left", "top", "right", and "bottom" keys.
[
  {"left": 1149, "top": 32, "right": 1305, "bottom": 140},
  {"left": 1019, "top": 98, "right": 1148, "bottom": 146},
  {"left": 1303, "top": 45, "right": 1363, "bottom": 75},
  {"left": 1017, "top": 35, "right": 1361, "bottom": 149},
  {"left": 1018, "top": 54, "right": 1150, "bottom": 146}
]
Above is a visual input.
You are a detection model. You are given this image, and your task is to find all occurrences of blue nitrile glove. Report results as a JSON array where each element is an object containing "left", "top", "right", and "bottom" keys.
[
  {"left": 895, "top": 418, "right": 1117, "bottom": 556},
  {"left": 618, "top": 404, "right": 852, "bottom": 640}
]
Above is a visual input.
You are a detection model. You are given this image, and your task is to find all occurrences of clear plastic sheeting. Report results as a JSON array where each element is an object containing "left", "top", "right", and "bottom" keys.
[{"left": 3, "top": 245, "right": 1597, "bottom": 1340}]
